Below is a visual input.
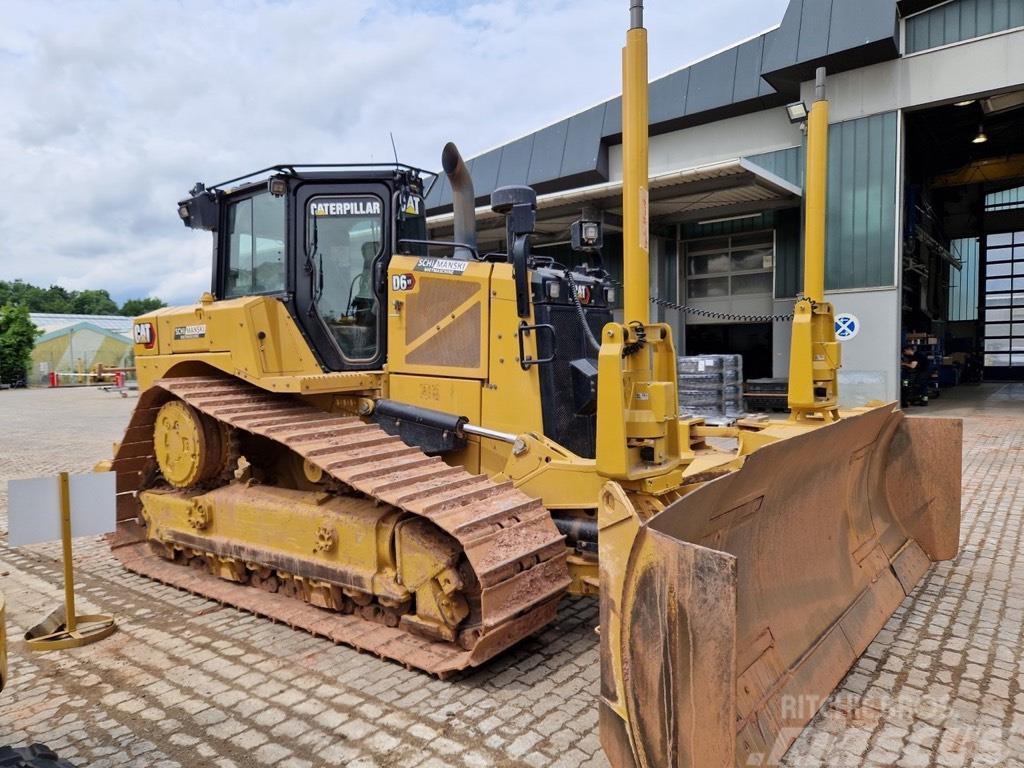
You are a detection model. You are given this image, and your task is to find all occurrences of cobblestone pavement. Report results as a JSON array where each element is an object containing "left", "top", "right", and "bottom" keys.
[{"left": 1, "top": 386, "right": 1022, "bottom": 767}]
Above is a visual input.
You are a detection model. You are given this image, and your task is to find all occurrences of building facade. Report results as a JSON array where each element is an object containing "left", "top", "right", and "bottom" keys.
[{"left": 426, "top": 0, "right": 1024, "bottom": 403}]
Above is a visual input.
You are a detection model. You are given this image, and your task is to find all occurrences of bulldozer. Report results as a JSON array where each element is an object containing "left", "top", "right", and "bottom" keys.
[{"left": 105, "top": 3, "right": 962, "bottom": 765}]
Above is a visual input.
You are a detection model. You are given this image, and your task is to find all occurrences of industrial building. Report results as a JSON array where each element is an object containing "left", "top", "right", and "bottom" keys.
[
  {"left": 426, "top": 0, "right": 1024, "bottom": 404},
  {"left": 28, "top": 313, "right": 133, "bottom": 386}
]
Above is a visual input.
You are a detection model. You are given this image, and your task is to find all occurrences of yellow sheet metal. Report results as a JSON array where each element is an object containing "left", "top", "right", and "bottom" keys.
[{"left": 600, "top": 406, "right": 962, "bottom": 767}]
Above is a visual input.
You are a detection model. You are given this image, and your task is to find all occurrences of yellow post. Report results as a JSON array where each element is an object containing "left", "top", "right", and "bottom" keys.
[
  {"left": 0, "top": 592, "right": 7, "bottom": 693},
  {"left": 803, "top": 70, "right": 829, "bottom": 303},
  {"left": 788, "top": 67, "right": 840, "bottom": 421},
  {"left": 24, "top": 472, "right": 116, "bottom": 651},
  {"left": 58, "top": 472, "right": 77, "bottom": 634},
  {"left": 622, "top": 0, "right": 650, "bottom": 325}
]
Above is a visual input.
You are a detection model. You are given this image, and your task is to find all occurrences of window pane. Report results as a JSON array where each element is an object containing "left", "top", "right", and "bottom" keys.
[
  {"left": 252, "top": 193, "right": 286, "bottom": 293},
  {"left": 985, "top": 338, "right": 1010, "bottom": 352},
  {"left": 686, "top": 237, "right": 729, "bottom": 255},
  {"left": 988, "top": 247, "right": 1013, "bottom": 262},
  {"left": 986, "top": 308, "right": 1011, "bottom": 321},
  {"left": 985, "top": 353, "right": 1011, "bottom": 366},
  {"left": 731, "top": 249, "right": 772, "bottom": 271},
  {"left": 731, "top": 232, "right": 772, "bottom": 249},
  {"left": 988, "top": 278, "right": 1012, "bottom": 292},
  {"left": 225, "top": 198, "right": 253, "bottom": 298},
  {"left": 731, "top": 272, "right": 773, "bottom": 295},
  {"left": 988, "top": 262, "right": 1013, "bottom": 277},
  {"left": 987, "top": 295, "right": 1012, "bottom": 308},
  {"left": 308, "top": 195, "right": 384, "bottom": 360},
  {"left": 988, "top": 232, "right": 1013, "bottom": 247},
  {"left": 986, "top": 323, "right": 1011, "bottom": 337},
  {"left": 688, "top": 253, "right": 730, "bottom": 275},
  {"left": 688, "top": 277, "right": 729, "bottom": 298}
]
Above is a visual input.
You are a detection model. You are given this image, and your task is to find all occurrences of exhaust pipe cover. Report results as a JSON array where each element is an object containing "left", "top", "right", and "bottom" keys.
[{"left": 442, "top": 142, "right": 477, "bottom": 260}]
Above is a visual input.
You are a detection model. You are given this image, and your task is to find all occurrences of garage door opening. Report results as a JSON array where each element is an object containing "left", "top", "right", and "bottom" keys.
[{"left": 903, "top": 92, "right": 1024, "bottom": 394}]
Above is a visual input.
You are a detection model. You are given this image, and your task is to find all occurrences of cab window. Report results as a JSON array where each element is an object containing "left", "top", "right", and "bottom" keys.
[
  {"left": 225, "top": 191, "right": 286, "bottom": 297},
  {"left": 307, "top": 195, "right": 384, "bottom": 361},
  {"left": 395, "top": 191, "right": 428, "bottom": 256}
]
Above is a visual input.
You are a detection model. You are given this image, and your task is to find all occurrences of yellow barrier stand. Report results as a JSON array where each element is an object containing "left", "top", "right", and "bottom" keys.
[
  {"left": 1, "top": 592, "right": 7, "bottom": 692},
  {"left": 23, "top": 472, "right": 116, "bottom": 651}
]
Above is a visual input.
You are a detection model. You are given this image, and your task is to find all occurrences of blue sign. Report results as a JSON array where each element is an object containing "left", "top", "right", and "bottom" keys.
[{"left": 835, "top": 313, "right": 860, "bottom": 341}]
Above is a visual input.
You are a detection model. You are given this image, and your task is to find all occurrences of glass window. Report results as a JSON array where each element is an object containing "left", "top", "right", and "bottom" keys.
[
  {"left": 307, "top": 195, "right": 384, "bottom": 361},
  {"left": 395, "top": 192, "right": 428, "bottom": 256},
  {"left": 686, "top": 236, "right": 729, "bottom": 255},
  {"left": 224, "top": 192, "right": 285, "bottom": 298},
  {"left": 987, "top": 247, "right": 1013, "bottom": 262},
  {"left": 688, "top": 277, "right": 729, "bottom": 298},
  {"left": 983, "top": 229, "right": 1024, "bottom": 369},
  {"left": 688, "top": 253, "right": 731, "bottom": 275},
  {"left": 683, "top": 231, "right": 774, "bottom": 304},
  {"left": 731, "top": 249, "right": 771, "bottom": 272},
  {"left": 732, "top": 273, "right": 773, "bottom": 295}
]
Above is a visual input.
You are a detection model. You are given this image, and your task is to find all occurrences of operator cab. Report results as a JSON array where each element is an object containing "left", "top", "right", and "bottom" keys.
[{"left": 176, "top": 165, "right": 428, "bottom": 372}]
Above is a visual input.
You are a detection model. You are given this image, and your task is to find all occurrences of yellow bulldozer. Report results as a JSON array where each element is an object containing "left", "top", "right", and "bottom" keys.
[{"left": 105, "top": 3, "right": 962, "bottom": 765}]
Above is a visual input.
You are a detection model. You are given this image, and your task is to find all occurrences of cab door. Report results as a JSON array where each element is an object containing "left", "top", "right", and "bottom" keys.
[{"left": 292, "top": 182, "right": 392, "bottom": 371}]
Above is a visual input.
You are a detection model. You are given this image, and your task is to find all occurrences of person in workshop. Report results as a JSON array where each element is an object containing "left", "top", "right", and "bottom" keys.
[{"left": 901, "top": 344, "right": 931, "bottom": 406}]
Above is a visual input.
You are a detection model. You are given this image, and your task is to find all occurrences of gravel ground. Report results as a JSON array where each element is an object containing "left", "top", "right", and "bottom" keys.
[{"left": 0, "top": 385, "right": 1022, "bottom": 767}]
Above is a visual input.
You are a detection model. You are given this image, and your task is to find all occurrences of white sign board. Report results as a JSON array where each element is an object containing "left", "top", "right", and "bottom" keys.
[
  {"left": 8, "top": 473, "right": 116, "bottom": 547},
  {"left": 835, "top": 313, "right": 860, "bottom": 341}
]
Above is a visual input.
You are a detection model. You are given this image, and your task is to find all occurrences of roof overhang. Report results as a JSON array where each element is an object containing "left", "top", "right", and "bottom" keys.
[{"left": 427, "top": 158, "right": 802, "bottom": 246}]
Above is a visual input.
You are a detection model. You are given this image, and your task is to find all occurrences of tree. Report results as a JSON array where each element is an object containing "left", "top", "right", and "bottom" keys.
[
  {"left": 119, "top": 297, "right": 166, "bottom": 316},
  {"left": 70, "top": 289, "right": 118, "bottom": 315},
  {"left": 0, "top": 280, "right": 166, "bottom": 317},
  {"left": 0, "top": 304, "right": 40, "bottom": 385}
]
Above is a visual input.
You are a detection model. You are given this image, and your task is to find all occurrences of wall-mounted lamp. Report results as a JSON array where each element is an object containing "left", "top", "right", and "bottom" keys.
[
  {"left": 786, "top": 101, "right": 808, "bottom": 124},
  {"left": 972, "top": 124, "right": 988, "bottom": 144}
]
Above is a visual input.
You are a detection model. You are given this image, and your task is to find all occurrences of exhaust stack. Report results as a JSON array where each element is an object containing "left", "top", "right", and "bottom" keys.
[{"left": 441, "top": 142, "right": 477, "bottom": 260}]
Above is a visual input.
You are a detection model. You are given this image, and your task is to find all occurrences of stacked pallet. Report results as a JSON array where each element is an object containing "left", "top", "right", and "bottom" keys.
[{"left": 677, "top": 355, "right": 745, "bottom": 422}]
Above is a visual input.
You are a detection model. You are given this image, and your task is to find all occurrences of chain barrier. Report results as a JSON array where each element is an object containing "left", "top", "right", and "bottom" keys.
[{"left": 605, "top": 277, "right": 796, "bottom": 323}]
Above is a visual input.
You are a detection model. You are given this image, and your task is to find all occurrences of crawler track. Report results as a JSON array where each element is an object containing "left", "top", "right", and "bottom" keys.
[{"left": 108, "top": 376, "right": 570, "bottom": 676}]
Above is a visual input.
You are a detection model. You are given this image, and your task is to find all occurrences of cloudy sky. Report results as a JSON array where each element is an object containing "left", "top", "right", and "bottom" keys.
[{"left": 0, "top": 0, "right": 788, "bottom": 305}]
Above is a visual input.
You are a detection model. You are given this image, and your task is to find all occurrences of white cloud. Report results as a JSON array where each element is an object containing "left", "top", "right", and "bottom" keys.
[{"left": 0, "top": 0, "right": 788, "bottom": 304}]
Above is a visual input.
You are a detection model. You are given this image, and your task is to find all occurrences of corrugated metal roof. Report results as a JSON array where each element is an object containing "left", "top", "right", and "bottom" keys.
[
  {"left": 426, "top": 0, "right": 901, "bottom": 215},
  {"left": 30, "top": 313, "right": 133, "bottom": 337},
  {"left": 428, "top": 158, "right": 801, "bottom": 247}
]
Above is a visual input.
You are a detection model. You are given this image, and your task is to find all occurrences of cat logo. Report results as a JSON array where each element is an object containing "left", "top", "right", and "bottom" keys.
[
  {"left": 133, "top": 322, "right": 156, "bottom": 349},
  {"left": 403, "top": 196, "right": 422, "bottom": 216}
]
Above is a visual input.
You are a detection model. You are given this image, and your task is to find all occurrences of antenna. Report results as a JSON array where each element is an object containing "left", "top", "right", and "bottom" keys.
[{"left": 389, "top": 132, "right": 399, "bottom": 165}]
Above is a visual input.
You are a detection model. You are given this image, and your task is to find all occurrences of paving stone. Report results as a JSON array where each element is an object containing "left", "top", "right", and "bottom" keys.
[{"left": 1, "top": 387, "right": 1021, "bottom": 768}]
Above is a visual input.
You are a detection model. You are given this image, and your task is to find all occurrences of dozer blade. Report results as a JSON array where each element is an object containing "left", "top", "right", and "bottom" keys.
[{"left": 599, "top": 405, "right": 962, "bottom": 767}]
